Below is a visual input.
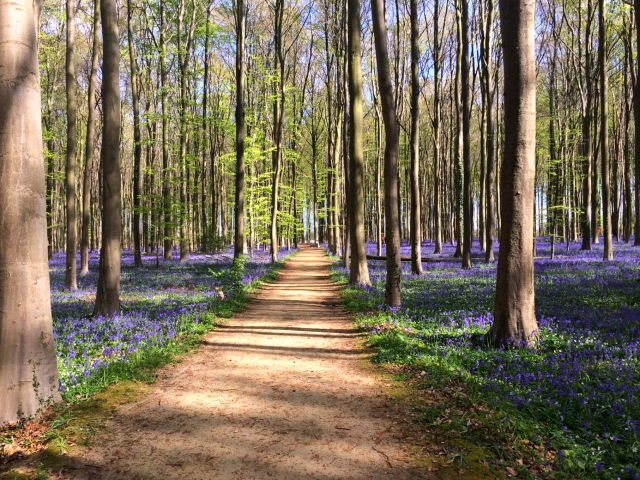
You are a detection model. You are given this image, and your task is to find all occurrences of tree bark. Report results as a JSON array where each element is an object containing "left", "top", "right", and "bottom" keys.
[
  {"left": 65, "top": 0, "right": 78, "bottom": 289},
  {"left": 371, "top": 0, "right": 401, "bottom": 306},
  {"left": 0, "top": 0, "right": 62, "bottom": 425},
  {"left": 599, "top": 0, "right": 612, "bottom": 260},
  {"left": 94, "top": 0, "right": 122, "bottom": 317},
  {"left": 488, "top": 0, "right": 539, "bottom": 346},
  {"left": 483, "top": 0, "right": 496, "bottom": 262},
  {"left": 127, "top": 0, "right": 142, "bottom": 267},
  {"left": 160, "top": 3, "right": 172, "bottom": 259},
  {"left": 81, "top": 0, "right": 100, "bottom": 274},
  {"left": 409, "top": 0, "right": 422, "bottom": 275},
  {"left": 234, "top": 0, "right": 246, "bottom": 259},
  {"left": 460, "top": 0, "right": 472, "bottom": 269},
  {"left": 348, "top": 0, "right": 370, "bottom": 285}
]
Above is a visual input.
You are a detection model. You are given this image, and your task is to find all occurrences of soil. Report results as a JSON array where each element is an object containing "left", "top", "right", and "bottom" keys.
[{"left": 32, "top": 247, "right": 480, "bottom": 479}]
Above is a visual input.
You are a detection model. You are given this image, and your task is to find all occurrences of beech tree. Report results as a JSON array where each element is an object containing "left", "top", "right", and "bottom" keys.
[
  {"left": 372, "top": 0, "right": 402, "bottom": 306},
  {"left": 93, "top": 0, "right": 122, "bottom": 317},
  {"left": 65, "top": 0, "right": 78, "bottom": 289},
  {"left": 0, "top": 0, "right": 61, "bottom": 424},
  {"left": 488, "top": 0, "right": 539, "bottom": 345}
]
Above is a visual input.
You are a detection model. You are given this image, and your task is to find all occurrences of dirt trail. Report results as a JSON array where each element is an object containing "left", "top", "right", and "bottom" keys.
[{"left": 65, "top": 247, "right": 434, "bottom": 479}]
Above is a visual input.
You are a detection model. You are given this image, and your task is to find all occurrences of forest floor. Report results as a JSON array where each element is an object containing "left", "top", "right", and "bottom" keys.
[{"left": 2, "top": 246, "right": 500, "bottom": 479}]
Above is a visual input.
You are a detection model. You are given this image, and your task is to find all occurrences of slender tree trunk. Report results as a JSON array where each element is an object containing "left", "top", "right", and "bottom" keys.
[
  {"left": 483, "top": 0, "right": 496, "bottom": 262},
  {"left": 599, "top": 0, "right": 612, "bottom": 260},
  {"left": 94, "top": 0, "right": 122, "bottom": 317},
  {"left": 81, "top": 0, "right": 100, "bottom": 274},
  {"left": 65, "top": 0, "right": 78, "bottom": 289},
  {"left": 461, "top": 0, "right": 472, "bottom": 268},
  {"left": 409, "top": 0, "right": 422, "bottom": 274},
  {"left": 234, "top": 0, "right": 246, "bottom": 259},
  {"left": 488, "top": 0, "right": 539, "bottom": 346},
  {"left": 454, "top": 1, "right": 464, "bottom": 258},
  {"left": 0, "top": 0, "right": 62, "bottom": 424},
  {"left": 270, "top": 0, "right": 284, "bottom": 263},
  {"left": 160, "top": 4, "right": 172, "bottom": 259},
  {"left": 433, "top": 0, "right": 443, "bottom": 254},
  {"left": 348, "top": 0, "right": 370, "bottom": 285},
  {"left": 633, "top": 0, "right": 640, "bottom": 245},
  {"left": 127, "top": 0, "right": 142, "bottom": 267},
  {"left": 581, "top": 0, "right": 593, "bottom": 250},
  {"left": 201, "top": 5, "right": 211, "bottom": 252},
  {"left": 371, "top": 0, "right": 401, "bottom": 306}
]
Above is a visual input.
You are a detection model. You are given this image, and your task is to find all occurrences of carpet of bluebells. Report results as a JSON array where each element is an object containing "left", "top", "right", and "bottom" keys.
[
  {"left": 334, "top": 238, "right": 640, "bottom": 479},
  {"left": 50, "top": 247, "right": 294, "bottom": 397}
]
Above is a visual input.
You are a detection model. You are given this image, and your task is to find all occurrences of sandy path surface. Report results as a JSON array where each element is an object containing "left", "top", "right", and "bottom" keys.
[{"left": 64, "top": 247, "right": 433, "bottom": 479}]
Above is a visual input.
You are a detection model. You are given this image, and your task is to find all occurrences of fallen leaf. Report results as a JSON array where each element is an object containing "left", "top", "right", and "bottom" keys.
[{"left": 506, "top": 466, "right": 517, "bottom": 477}]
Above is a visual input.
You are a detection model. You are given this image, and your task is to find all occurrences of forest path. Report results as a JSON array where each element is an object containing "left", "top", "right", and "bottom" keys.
[{"left": 64, "top": 246, "right": 438, "bottom": 479}]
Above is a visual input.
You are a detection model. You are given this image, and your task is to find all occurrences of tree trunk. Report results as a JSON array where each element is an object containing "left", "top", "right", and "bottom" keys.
[
  {"left": 81, "top": 0, "right": 100, "bottom": 274},
  {"left": 488, "top": 0, "right": 539, "bottom": 346},
  {"left": 460, "top": 0, "right": 472, "bottom": 269},
  {"left": 160, "top": 4, "right": 172, "bottom": 259},
  {"left": 127, "top": 0, "right": 142, "bottom": 268},
  {"left": 634, "top": 0, "right": 640, "bottom": 245},
  {"left": 348, "top": 0, "right": 370, "bottom": 285},
  {"left": 371, "top": 0, "right": 401, "bottom": 306},
  {"left": 433, "top": 0, "right": 443, "bottom": 255},
  {"left": 580, "top": 0, "right": 593, "bottom": 251},
  {"left": 65, "top": 0, "right": 78, "bottom": 290},
  {"left": 0, "top": 0, "right": 62, "bottom": 425},
  {"left": 94, "top": 0, "right": 122, "bottom": 317},
  {"left": 599, "top": 0, "right": 612, "bottom": 260},
  {"left": 270, "top": 0, "right": 284, "bottom": 263},
  {"left": 234, "top": 0, "right": 246, "bottom": 259},
  {"left": 409, "top": 0, "right": 422, "bottom": 275},
  {"left": 483, "top": 0, "right": 496, "bottom": 262}
]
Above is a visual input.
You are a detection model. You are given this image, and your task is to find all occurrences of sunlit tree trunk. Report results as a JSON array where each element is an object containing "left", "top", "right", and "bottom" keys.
[
  {"left": 488, "top": 0, "right": 539, "bottom": 346},
  {"left": 371, "top": 0, "right": 401, "bottom": 306},
  {"left": 599, "top": 0, "right": 612, "bottom": 260},
  {"left": 348, "top": 0, "right": 370, "bottom": 285},
  {"left": 81, "top": 0, "right": 100, "bottom": 274},
  {"left": 0, "top": 0, "right": 62, "bottom": 425},
  {"left": 65, "top": 0, "right": 78, "bottom": 289},
  {"left": 409, "top": 0, "right": 422, "bottom": 275},
  {"left": 94, "top": 0, "right": 122, "bottom": 317}
]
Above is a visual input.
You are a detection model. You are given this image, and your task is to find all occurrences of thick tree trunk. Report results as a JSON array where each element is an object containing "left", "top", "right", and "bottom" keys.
[
  {"left": 634, "top": 0, "right": 640, "bottom": 245},
  {"left": 94, "top": 0, "right": 122, "bottom": 317},
  {"left": 234, "top": 0, "right": 246, "bottom": 259},
  {"left": 0, "top": 0, "right": 62, "bottom": 425},
  {"left": 599, "top": 0, "right": 612, "bottom": 260},
  {"left": 65, "top": 0, "right": 78, "bottom": 290},
  {"left": 81, "top": 0, "right": 100, "bottom": 274},
  {"left": 488, "top": 0, "right": 539, "bottom": 346},
  {"left": 409, "top": 0, "right": 422, "bottom": 275},
  {"left": 371, "top": 0, "right": 401, "bottom": 306},
  {"left": 348, "top": 0, "right": 370, "bottom": 285},
  {"left": 127, "top": 0, "right": 142, "bottom": 268}
]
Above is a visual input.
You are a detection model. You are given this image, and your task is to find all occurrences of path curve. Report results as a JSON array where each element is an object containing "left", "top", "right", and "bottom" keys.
[{"left": 67, "top": 247, "right": 432, "bottom": 479}]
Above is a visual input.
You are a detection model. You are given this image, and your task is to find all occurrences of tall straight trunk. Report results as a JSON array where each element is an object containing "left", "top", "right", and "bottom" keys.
[
  {"left": 409, "top": 0, "right": 422, "bottom": 274},
  {"left": 65, "top": 0, "right": 78, "bottom": 289},
  {"left": 375, "top": 101, "right": 383, "bottom": 256},
  {"left": 94, "top": 0, "right": 121, "bottom": 317},
  {"left": 599, "top": 0, "right": 612, "bottom": 259},
  {"left": 348, "top": 0, "right": 370, "bottom": 285},
  {"left": 201, "top": 6, "right": 210, "bottom": 252},
  {"left": 234, "top": 0, "right": 246, "bottom": 259},
  {"left": 81, "top": 0, "right": 100, "bottom": 274},
  {"left": 433, "top": 0, "right": 443, "bottom": 254},
  {"left": 0, "top": 0, "right": 62, "bottom": 425},
  {"left": 127, "top": 0, "right": 142, "bottom": 267},
  {"left": 454, "top": 1, "right": 464, "bottom": 258},
  {"left": 580, "top": 0, "right": 593, "bottom": 250},
  {"left": 178, "top": 0, "right": 196, "bottom": 261},
  {"left": 488, "top": 0, "right": 538, "bottom": 346},
  {"left": 634, "top": 0, "right": 640, "bottom": 245},
  {"left": 623, "top": 19, "right": 632, "bottom": 244},
  {"left": 160, "top": 4, "right": 172, "bottom": 259},
  {"left": 271, "top": 0, "right": 284, "bottom": 263},
  {"left": 460, "top": 0, "right": 472, "bottom": 268},
  {"left": 371, "top": 0, "right": 401, "bottom": 306},
  {"left": 483, "top": 0, "right": 496, "bottom": 262}
]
